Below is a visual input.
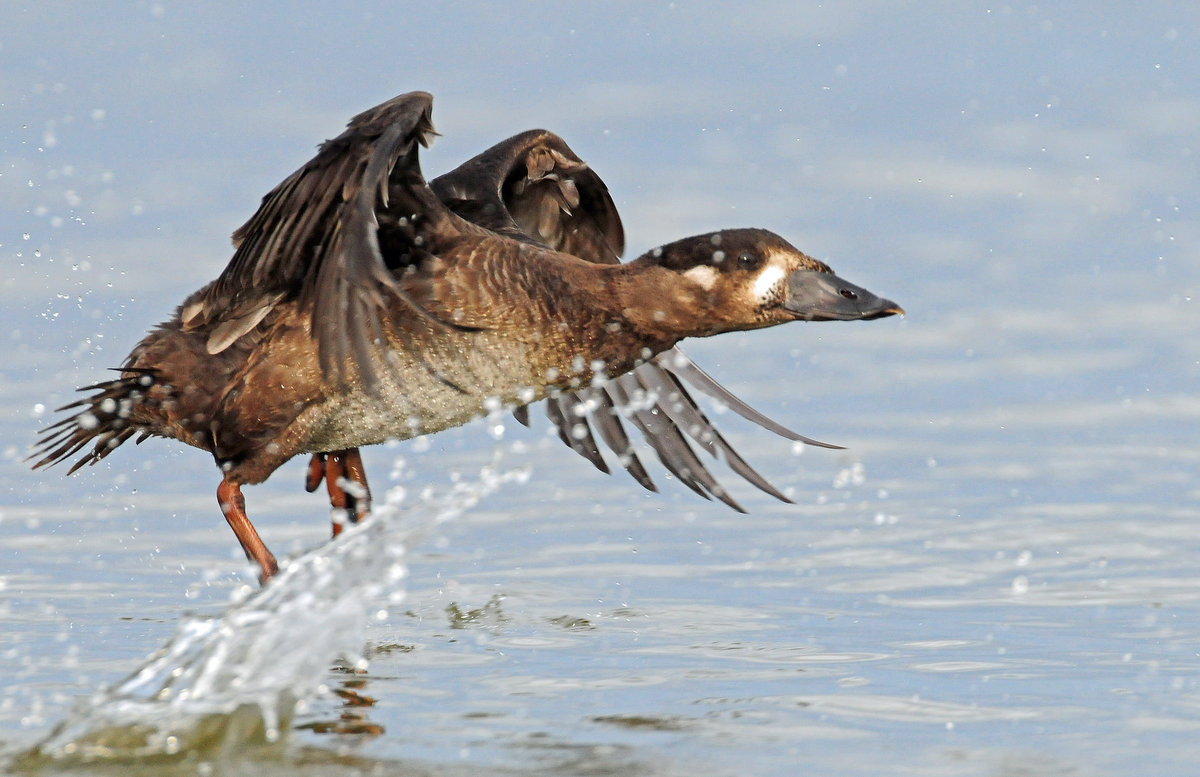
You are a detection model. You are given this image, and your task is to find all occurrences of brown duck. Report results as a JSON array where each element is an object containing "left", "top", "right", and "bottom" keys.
[{"left": 32, "top": 92, "right": 902, "bottom": 582}]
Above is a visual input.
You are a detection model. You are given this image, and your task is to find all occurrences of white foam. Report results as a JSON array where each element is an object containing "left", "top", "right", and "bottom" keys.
[{"left": 28, "top": 458, "right": 530, "bottom": 763}]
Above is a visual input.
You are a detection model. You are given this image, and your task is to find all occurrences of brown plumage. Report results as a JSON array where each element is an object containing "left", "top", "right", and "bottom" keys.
[
  {"left": 428, "top": 128, "right": 845, "bottom": 504},
  {"left": 31, "top": 92, "right": 902, "bottom": 582}
]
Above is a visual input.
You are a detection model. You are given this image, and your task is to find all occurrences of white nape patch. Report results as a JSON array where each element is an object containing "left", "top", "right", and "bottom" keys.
[
  {"left": 684, "top": 264, "right": 719, "bottom": 290},
  {"left": 751, "top": 260, "right": 788, "bottom": 304}
]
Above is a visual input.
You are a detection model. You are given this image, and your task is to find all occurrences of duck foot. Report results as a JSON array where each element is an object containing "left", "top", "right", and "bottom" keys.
[
  {"left": 305, "top": 448, "right": 373, "bottom": 537},
  {"left": 217, "top": 477, "right": 279, "bottom": 583}
]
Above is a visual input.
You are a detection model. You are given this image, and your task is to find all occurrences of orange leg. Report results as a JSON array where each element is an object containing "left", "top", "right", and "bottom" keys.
[
  {"left": 217, "top": 477, "right": 279, "bottom": 583},
  {"left": 305, "top": 448, "right": 372, "bottom": 537},
  {"left": 339, "top": 448, "right": 372, "bottom": 523},
  {"left": 305, "top": 453, "right": 326, "bottom": 493}
]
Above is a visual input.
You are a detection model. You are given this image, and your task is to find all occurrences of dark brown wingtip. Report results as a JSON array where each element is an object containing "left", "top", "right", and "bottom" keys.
[
  {"left": 344, "top": 91, "right": 435, "bottom": 138},
  {"left": 309, "top": 90, "right": 492, "bottom": 392},
  {"left": 538, "top": 349, "right": 836, "bottom": 509},
  {"left": 653, "top": 350, "right": 844, "bottom": 450},
  {"left": 429, "top": 127, "right": 626, "bottom": 265}
]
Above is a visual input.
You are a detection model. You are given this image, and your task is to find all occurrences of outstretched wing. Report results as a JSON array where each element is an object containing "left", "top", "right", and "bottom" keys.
[
  {"left": 431, "top": 129, "right": 624, "bottom": 265},
  {"left": 516, "top": 350, "right": 841, "bottom": 511},
  {"left": 432, "top": 130, "right": 837, "bottom": 507},
  {"left": 181, "top": 91, "right": 446, "bottom": 387}
]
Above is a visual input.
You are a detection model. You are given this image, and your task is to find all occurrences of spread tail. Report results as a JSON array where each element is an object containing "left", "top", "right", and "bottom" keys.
[{"left": 29, "top": 368, "right": 169, "bottom": 474}]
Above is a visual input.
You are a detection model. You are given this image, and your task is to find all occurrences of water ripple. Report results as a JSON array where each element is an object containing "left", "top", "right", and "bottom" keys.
[{"left": 17, "top": 462, "right": 529, "bottom": 767}]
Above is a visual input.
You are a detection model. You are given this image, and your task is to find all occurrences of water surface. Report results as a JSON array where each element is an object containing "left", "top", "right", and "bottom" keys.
[{"left": 3, "top": 4, "right": 1199, "bottom": 775}]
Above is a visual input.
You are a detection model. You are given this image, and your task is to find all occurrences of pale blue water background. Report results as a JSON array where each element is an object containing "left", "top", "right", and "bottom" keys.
[{"left": 3, "top": 3, "right": 1199, "bottom": 775}]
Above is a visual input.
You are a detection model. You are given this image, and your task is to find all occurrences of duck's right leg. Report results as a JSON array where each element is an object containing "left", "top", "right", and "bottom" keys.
[
  {"left": 305, "top": 448, "right": 373, "bottom": 537},
  {"left": 217, "top": 476, "right": 279, "bottom": 583}
]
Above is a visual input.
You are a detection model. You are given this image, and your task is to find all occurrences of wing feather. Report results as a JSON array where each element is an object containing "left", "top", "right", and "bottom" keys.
[
  {"left": 183, "top": 91, "right": 444, "bottom": 388},
  {"left": 431, "top": 126, "right": 834, "bottom": 507}
]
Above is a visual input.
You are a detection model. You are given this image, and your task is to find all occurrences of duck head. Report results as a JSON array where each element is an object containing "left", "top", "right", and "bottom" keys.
[{"left": 623, "top": 228, "right": 903, "bottom": 339}]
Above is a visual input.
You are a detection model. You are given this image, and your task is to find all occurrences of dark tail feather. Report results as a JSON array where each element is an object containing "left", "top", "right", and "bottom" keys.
[{"left": 29, "top": 368, "right": 167, "bottom": 474}]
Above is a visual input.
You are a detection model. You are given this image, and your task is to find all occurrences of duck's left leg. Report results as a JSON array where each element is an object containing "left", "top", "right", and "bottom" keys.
[
  {"left": 305, "top": 448, "right": 372, "bottom": 537},
  {"left": 217, "top": 476, "right": 279, "bottom": 583}
]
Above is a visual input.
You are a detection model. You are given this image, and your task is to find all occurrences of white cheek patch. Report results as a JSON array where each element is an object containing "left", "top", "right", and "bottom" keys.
[
  {"left": 750, "top": 260, "right": 788, "bottom": 304},
  {"left": 684, "top": 264, "right": 719, "bottom": 291}
]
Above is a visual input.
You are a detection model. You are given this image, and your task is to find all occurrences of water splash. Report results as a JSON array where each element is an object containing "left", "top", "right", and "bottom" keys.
[{"left": 19, "top": 457, "right": 530, "bottom": 766}]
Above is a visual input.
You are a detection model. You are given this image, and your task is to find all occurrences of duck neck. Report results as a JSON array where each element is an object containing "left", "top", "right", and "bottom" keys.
[
  {"left": 603, "top": 260, "right": 718, "bottom": 347},
  {"left": 516, "top": 260, "right": 692, "bottom": 385}
]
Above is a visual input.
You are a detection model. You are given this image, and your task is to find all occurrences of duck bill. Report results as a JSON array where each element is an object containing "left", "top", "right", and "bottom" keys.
[{"left": 782, "top": 270, "right": 904, "bottom": 321}]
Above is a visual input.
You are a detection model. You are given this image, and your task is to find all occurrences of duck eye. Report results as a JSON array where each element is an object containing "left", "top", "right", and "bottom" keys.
[
  {"left": 737, "top": 250, "right": 759, "bottom": 269},
  {"left": 840, "top": 288, "right": 858, "bottom": 300}
]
